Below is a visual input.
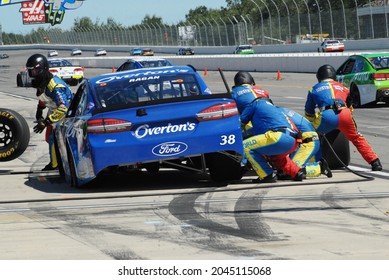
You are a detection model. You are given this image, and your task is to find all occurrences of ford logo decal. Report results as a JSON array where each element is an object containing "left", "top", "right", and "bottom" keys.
[{"left": 152, "top": 142, "right": 188, "bottom": 157}]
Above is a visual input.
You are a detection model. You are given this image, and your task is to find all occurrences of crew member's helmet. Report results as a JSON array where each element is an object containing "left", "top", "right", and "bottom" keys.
[
  {"left": 316, "top": 64, "right": 336, "bottom": 82},
  {"left": 26, "top": 54, "right": 49, "bottom": 78},
  {"left": 234, "top": 71, "right": 255, "bottom": 86},
  {"left": 189, "top": 84, "right": 199, "bottom": 95},
  {"left": 26, "top": 54, "right": 51, "bottom": 89}
]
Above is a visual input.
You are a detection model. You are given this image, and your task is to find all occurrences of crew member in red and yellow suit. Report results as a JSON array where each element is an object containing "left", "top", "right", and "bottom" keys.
[
  {"left": 231, "top": 71, "right": 305, "bottom": 183},
  {"left": 304, "top": 64, "right": 382, "bottom": 171}
]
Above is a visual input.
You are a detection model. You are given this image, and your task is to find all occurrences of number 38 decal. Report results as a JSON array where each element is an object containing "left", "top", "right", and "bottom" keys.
[{"left": 220, "top": 134, "right": 236, "bottom": 145}]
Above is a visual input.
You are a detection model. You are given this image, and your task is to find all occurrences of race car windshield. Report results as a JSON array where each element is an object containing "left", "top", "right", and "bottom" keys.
[
  {"left": 95, "top": 73, "right": 202, "bottom": 108},
  {"left": 48, "top": 60, "right": 72, "bottom": 67},
  {"left": 139, "top": 60, "right": 172, "bottom": 67},
  {"left": 369, "top": 56, "right": 389, "bottom": 70}
]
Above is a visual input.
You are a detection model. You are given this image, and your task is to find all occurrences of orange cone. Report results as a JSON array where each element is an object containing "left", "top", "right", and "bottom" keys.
[
  {"left": 112, "top": 66, "right": 115, "bottom": 72},
  {"left": 204, "top": 68, "right": 208, "bottom": 76},
  {"left": 277, "top": 70, "right": 282, "bottom": 80}
]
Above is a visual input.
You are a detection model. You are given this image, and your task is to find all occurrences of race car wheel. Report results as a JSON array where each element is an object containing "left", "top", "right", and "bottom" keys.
[
  {"left": 321, "top": 129, "right": 350, "bottom": 169},
  {"left": 144, "top": 162, "right": 160, "bottom": 174},
  {"left": 0, "top": 108, "right": 30, "bottom": 162},
  {"left": 207, "top": 152, "right": 244, "bottom": 182},
  {"left": 66, "top": 144, "right": 79, "bottom": 188},
  {"left": 53, "top": 136, "right": 65, "bottom": 177},
  {"left": 16, "top": 73, "right": 23, "bottom": 87},
  {"left": 350, "top": 85, "right": 361, "bottom": 108}
]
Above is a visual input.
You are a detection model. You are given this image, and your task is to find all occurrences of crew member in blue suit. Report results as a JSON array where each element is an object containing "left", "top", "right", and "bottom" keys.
[
  {"left": 26, "top": 54, "right": 73, "bottom": 171},
  {"left": 231, "top": 71, "right": 305, "bottom": 183},
  {"left": 278, "top": 107, "right": 332, "bottom": 178}
]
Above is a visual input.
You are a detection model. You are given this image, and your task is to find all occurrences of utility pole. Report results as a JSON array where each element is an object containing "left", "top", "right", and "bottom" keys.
[{"left": 0, "top": 24, "right": 3, "bottom": 45}]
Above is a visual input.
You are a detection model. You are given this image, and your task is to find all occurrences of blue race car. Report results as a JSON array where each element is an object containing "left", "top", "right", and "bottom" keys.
[
  {"left": 130, "top": 48, "right": 143, "bottom": 56},
  {"left": 54, "top": 65, "right": 244, "bottom": 187},
  {"left": 115, "top": 57, "right": 172, "bottom": 72}
]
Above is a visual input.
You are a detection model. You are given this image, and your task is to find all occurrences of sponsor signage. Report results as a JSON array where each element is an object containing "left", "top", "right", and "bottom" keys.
[{"left": 152, "top": 142, "right": 188, "bottom": 157}]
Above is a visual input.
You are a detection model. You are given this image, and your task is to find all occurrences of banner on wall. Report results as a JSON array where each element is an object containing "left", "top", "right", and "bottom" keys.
[
  {"left": 1, "top": 0, "right": 84, "bottom": 10},
  {"left": 1, "top": 0, "right": 84, "bottom": 26}
]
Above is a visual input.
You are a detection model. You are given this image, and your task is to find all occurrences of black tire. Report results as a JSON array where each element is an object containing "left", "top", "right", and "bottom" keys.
[
  {"left": 16, "top": 73, "right": 23, "bottom": 87},
  {"left": 66, "top": 144, "right": 79, "bottom": 188},
  {"left": 53, "top": 135, "right": 65, "bottom": 177},
  {"left": 144, "top": 162, "right": 160, "bottom": 174},
  {"left": 207, "top": 152, "right": 244, "bottom": 182},
  {"left": 321, "top": 129, "right": 350, "bottom": 169},
  {"left": 349, "top": 85, "right": 361, "bottom": 108},
  {"left": 0, "top": 108, "right": 30, "bottom": 162}
]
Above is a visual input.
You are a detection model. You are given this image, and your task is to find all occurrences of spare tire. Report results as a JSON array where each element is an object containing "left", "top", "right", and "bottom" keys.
[
  {"left": 0, "top": 108, "right": 30, "bottom": 161},
  {"left": 207, "top": 151, "right": 244, "bottom": 182},
  {"left": 321, "top": 129, "right": 350, "bottom": 169}
]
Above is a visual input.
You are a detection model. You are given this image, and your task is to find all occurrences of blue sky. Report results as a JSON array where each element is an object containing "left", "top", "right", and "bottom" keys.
[{"left": 0, "top": 0, "right": 227, "bottom": 33}]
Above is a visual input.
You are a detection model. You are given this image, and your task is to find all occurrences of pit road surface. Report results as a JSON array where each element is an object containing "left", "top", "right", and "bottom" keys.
[{"left": 1, "top": 50, "right": 389, "bottom": 260}]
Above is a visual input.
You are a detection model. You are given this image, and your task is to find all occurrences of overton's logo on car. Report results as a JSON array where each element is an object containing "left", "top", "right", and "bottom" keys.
[{"left": 152, "top": 142, "right": 188, "bottom": 157}]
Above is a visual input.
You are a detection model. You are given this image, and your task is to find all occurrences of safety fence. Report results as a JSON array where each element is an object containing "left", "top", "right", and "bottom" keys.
[{"left": 1, "top": 1, "right": 389, "bottom": 46}]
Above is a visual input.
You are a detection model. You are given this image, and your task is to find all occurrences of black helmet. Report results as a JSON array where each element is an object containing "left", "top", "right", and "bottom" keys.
[
  {"left": 234, "top": 71, "right": 255, "bottom": 86},
  {"left": 26, "top": 54, "right": 51, "bottom": 89},
  {"left": 316, "top": 64, "right": 336, "bottom": 82},
  {"left": 26, "top": 54, "right": 49, "bottom": 78}
]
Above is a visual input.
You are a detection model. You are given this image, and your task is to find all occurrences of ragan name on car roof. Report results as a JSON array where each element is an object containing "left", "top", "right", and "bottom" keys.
[{"left": 96, "top": 68, "right": 191, "bottom": 84}]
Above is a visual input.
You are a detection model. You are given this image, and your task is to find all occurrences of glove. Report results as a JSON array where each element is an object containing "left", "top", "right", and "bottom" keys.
[
  {"left": 33, "top": 119, "right": 50, "bottom": 134},
  {"left": 35, "top": 108, "right": 43, "bottom": 121}
]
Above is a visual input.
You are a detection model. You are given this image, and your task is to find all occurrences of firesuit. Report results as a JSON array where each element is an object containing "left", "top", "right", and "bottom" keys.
[
  {"left": 279, "top": 107, "right": 331, "bottom": 178},
  {"left": 231, "top": 83, "right": 303, "bottom": 182},
  {"left": 35, "top": 76, "right": 73, "bottom": 169},
  {"left": 305, "top": 64, "right": 381, "bottom": 171},
  {"left": 27, "top": 53, "right": 73, "bottom": 171}
]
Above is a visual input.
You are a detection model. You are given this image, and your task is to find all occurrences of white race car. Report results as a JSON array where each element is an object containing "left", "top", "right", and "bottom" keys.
[
  {"left": 16, "top": 59, "right": 84, "bottom": 87},
  {"left": 48, "top": 58, "right": 84, "bottom": 86}
]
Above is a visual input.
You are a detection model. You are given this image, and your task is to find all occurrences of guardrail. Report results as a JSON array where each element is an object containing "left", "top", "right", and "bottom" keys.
[
  {"left": 2, "top": 38, "right": 388, "bottom": 73},
  {"left": 67, "top": 52, "right": 353, "bottom": 74}
]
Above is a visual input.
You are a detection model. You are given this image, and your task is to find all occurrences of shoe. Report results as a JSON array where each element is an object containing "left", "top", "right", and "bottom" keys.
[
  {"left": 276, "top": 171, "right": 292, "bottom": 180},
  {"left": 293, "top": 168, "right": 306, "bottom": 181},
  {"left": 371, "top": 158, "right": 382, "bottom": 171},
  {"left": 252, "top": 173, "right": 277, "bottom": 183},
  {"left": 42, "top": 163, "right": 58, "bottom": 171},
  {"left": 320, "top": 158, "right": 332, "bottom": 178}
]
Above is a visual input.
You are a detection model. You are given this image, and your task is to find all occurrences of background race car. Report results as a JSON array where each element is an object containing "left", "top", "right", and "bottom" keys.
[
  {"left": 115, "top": 57, "right": 173, "bottom": 71},
  {"left": 16, "top": 58, "right": 84, "bottom": 87},
  {"left": 48, "top": 58, "right": 84, "bottom": 86},
  {"left": 233, "top": 45, "right": 254, "bottom": 54},
  {"left": 336, "top": 53, "right": 389, "bottom": 107},
  {"left": 177, "top": 48, "right": 194, "bottom": 55},
  {"left": 318, "top": 39, "right": 345, "bottom": 53},
  {"left": 55, "top": 65, "right": 244, "bottom": 187},
  {"left": 130, "top": 48, "right": 143, "bottom": 56}
]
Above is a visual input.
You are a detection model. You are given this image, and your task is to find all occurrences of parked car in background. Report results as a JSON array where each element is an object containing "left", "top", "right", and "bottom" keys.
[
  {"left": 54, "top": 65, "right": 244, "bottom": 187},
  {"left": 48, "top": 58, "right": 84, "bottom": 86},
  {"left": 177, "top": 47, "right": 195, "bottom": 55},
  {"left": 142, "top": 48, "right": 154, "bottom": 56},
  {"left": 48, "top": 50, "right": 58, "bottom": 57},
  {"left": 70, "top": 48, "right": 82, "bottom": 56},
  {"left": 130, "top": 48, "right": 142, "bottom": 56},
  {"left": 233, "top": 45, "right": 254, "bottom": 54},
  {"left": 115, "top": 57, "right": 173, "bottom": 72},
  {"left": 318, "top": 39, "right": 345, "bottom": 52},
  {"left": 95, "top": 48, "right": 107, "bottom": 56},
  {"left": 336, "top": 53, "right": 389, "bottom": 107},
  {"left": 0, "top": 53, "right": 9, "bottom": 59}
]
